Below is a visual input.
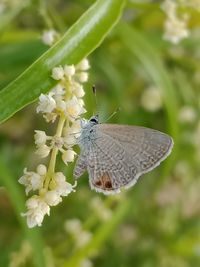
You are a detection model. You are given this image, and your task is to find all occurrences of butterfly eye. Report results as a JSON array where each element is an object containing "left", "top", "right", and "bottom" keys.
[
  {"left": 89, "top": 115, "right": 98, "bottom": 124},
  {"left": 90, "top": 119, "right": 97, "bottom": 123}
]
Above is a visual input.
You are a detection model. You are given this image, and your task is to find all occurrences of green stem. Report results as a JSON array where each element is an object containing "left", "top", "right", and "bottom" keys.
[{"left": 44, "top": 115, "right": 66, "bottom": 189}]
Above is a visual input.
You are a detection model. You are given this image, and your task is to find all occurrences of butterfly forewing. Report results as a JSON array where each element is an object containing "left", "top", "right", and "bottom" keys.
[{"left": 97, "top": 124, "right": 173, "bottom": 172}]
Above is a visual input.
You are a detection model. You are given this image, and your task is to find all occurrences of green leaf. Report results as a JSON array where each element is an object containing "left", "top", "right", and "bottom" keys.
[
  {"left": 0, "top": 0, "right": 126, "bottom": 124},
  {"left": 0, "top": 156, "right": 45, "bottom": 267}
]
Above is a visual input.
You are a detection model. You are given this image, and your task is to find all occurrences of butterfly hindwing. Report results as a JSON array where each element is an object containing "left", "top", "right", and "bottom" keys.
[{"left": 87, "top": 130, "right": 139, "bottom": 194}]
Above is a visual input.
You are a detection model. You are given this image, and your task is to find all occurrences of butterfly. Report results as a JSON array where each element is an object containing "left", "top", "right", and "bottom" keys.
[{"left": 74, "top": 115, "right": 173, "bottom": 195}]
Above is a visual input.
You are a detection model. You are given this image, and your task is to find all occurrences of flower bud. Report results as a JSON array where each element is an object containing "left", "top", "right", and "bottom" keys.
[
  {"left": 64, "top": 65, "right": 76, "bottom": 77},
  {"left": 36, "top": 164, "right": 47, "bottom": 176},
  {"left": 52, "top": 66, "right": 65, "bottom": 80},
  {"left": 76, "top": 59, "right": 90, "bottom": 71},
  {"left": 34, "top": 130, "right": 47, "bottom": 146},
  {"left": 62, "top": 150, "right": 76, "bottom": 164}
]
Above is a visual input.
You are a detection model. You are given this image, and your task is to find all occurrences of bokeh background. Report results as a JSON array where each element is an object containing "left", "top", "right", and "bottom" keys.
[{"left": 0, "top": 0, "right": 200, "bottom": 266}]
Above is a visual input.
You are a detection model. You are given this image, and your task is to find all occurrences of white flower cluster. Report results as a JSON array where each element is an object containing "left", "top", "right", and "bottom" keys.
[
  {"left": 19, "top": 59, "right": 90, "bottom": 228},
  {"left": 64, "top": 218, "right": 92, "bottom": 248},
  {"left": 161, "top": 0, "right": 189, "bottom": 44}
]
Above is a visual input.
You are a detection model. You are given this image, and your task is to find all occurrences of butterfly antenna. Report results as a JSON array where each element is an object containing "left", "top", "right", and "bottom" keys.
[
  {"left": 104, "top": 107, "right": 121, "bottom": 123},
  {"left": 92, "top": 85, "right": 99, "bottom": 116}
]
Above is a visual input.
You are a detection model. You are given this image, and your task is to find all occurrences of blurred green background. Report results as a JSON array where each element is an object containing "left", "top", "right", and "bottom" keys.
[{"left": 0, "top": 0, "right": 200, "bottom": 266}]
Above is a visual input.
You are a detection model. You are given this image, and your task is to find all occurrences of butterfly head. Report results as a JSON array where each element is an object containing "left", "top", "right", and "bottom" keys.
[
  {"left": 89, "top": 114, "right": 99, "bottom": 125},
  {"left": 80, "top": 115, "right": 99, "bottom": 130}
]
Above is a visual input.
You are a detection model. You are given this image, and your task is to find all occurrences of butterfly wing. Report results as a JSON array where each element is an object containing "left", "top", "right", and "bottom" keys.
[
  {"left": 74, "top": 152, "right": 87, "bottom": 178},
  {"left": 87, "top": 124, "right": 173, "bottom": 195}
]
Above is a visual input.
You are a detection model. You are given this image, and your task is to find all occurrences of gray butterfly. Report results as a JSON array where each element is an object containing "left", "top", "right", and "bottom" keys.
[{"left": 74, "top": 115, "right": 173, "bottom": 195}]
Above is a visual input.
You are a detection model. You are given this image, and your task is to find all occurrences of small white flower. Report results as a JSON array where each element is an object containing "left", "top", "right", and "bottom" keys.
[
  {"left": 45, "top": 190, "right": 62, "bottom": 206},
  {"left": 73, "top": 83, "right": 85, "bottom": 98},
  {"left": 65, "top": 96, "right": 86, "bottom": 120},
  {"left": 141, "top": 86, "right": 162, "bottom": 112},
  {"left": 63, "top": 133, "right": 77, "bottom": 147},
  {"left": 52, "top": 66, "right": 65, "bottom": 80},
  {"left": 41, "top": 29, "right": 57, "bottom": 46},
  {"left": 62, "top": 149, "right": 76, "bottom": 164},
  {"left": 63, "top": 122, "right": 80, "bottom": 136},
  {"left": 178, "top": 106, "right": 196, "bottom": 123},
  {"left": 35, "top": 144, "right": 51, "bottom": 158},
  {"left": 64, "top": 218, "right": 82, "bottom": 234},
  {"left": 34, "top": 130, "right": 47, "bottom": 146},
  {"left": 37, "top": 93, "right": 56, "bottom": 113},
  {"left": 163, "top": 17, "right": 189, "bottom": 44},
  {"left": 76, "top": 59, "right": 90, "bottom": 71},
  {"left": 76, "top": 231, "right": 92, "bottom": 248},
  {"left": 22, "top": 195, "right": 50, "bottom": 228},
  {"left": 77, "top": 72, "right": 89, "bottom": 83},
  {"left": 36, "top": 164, "right": 47, "bottom": 176},
  {"left": 54, "top": 172, "right": 76, "bottom": 196},
  {"left": 43, "top": 113, "right": 57, "bottom": 123},
  {"left": 63, "top": 120, "right": 81, "bottom": 141},
  {"left": 52, "top": 84, "right": 65, "bottom": 96},
  {"left": 161, "top": 0, "right": 189, "bottom": 44},
  {"left": 70, "top": 120, "right": 81, "bottom": 133},
  {"left": 55, "top": 99, "right": 66, "bottom": 112},
  {"left": 64, "top": 65, "right": 76, "bottom": 77},
  {"left": 18, "top": 168, "right": 43, "bottom": 195}
]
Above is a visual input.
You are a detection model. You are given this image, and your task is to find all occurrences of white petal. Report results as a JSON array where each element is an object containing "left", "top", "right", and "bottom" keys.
[
  {"left": 35, "top": 145, "right": 51, "bottom": 158},
  {"left": 37, "top": 93, "right": 56, "bottom": 113},
  {"left": 45, "top": 190, "right": 62, "bottom": 206},
  {"left": 62, "top": 150, "right": 76, "bottom": 164}
]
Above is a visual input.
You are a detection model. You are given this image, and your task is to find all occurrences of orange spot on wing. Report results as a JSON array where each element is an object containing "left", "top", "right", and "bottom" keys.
[{"left": 94, "top": 172, "right": 113, "bottom": 190}]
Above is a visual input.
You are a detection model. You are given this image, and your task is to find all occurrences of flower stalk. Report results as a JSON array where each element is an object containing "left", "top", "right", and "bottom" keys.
[{"left": 19, "top": 59, "right": 90, "bottom": 228}]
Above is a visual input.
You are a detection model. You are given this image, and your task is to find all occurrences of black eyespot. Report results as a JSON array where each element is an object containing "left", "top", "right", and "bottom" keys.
[
  {"left": 90, "top": 118, "right": 97, "bottom": 123},
  {"left": 89, "top": 115, "right": 99, "bottom": 124}
]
